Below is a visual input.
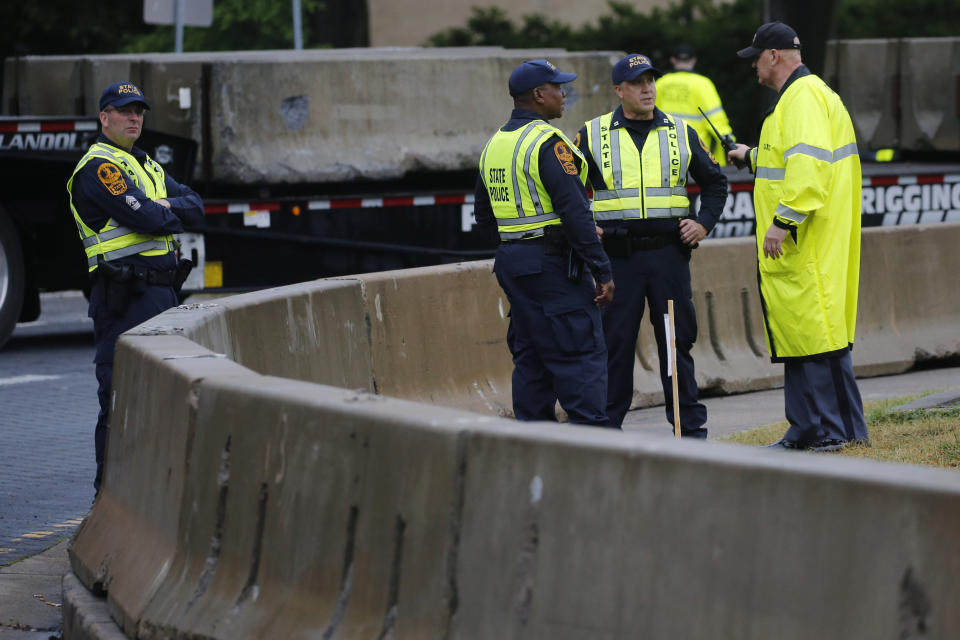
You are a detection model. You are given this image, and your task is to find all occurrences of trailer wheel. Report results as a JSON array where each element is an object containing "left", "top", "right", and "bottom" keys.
[{"left": 0, "top": 206, "right": 25, "bottom": 349}]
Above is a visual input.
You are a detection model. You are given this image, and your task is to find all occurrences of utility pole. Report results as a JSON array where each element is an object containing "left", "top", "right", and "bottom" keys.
[
  {"left": 143, "top": 0, "right": 212, "bottom": 53},
  {"left": 292, "top": 0, "right": 303, "bottom": 50},
  {"left": 174, "top": 0, "right": 184, "bottom": 53}
]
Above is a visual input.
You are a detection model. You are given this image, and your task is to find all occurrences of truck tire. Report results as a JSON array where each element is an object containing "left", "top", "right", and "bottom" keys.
[{"left": 0, "top": 206, "right": 25, "bottom": 349}]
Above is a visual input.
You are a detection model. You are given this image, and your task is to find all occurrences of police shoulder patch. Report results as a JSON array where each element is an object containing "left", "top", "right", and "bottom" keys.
[
  {"left": 554, "top": 141, "right": 579, "bottom": 175},
  {"left": 97, "top": 162, "right": 127, "bottom": 195}
]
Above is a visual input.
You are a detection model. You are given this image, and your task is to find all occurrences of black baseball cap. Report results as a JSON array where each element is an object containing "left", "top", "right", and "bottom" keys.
[
  {"left": 672, "top": 43, "right": 696, "bottom": 60},
  {"left": 99, "top": 81, "right": 151, "bottom": 111},
  {"left": 737, "top": 21, "right": 802, "bottom": 58},
  {"left": 508, "top": 59, "right": 577, "bottom": 96},
  {"left": 612, "top": 54, "right": 662, "bottom": 84}
]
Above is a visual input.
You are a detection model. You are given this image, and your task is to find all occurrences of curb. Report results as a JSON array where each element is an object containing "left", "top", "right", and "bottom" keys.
[
  {"left": 61, "top": 573, "right": 125, "bottom": 640},
  {"left": 895, "top": 389, "right": 960, "bottom": 411}
]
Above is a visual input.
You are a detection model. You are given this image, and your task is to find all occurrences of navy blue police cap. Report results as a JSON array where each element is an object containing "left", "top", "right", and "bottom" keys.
[
  {"left": 672, "top": 43, "right": 696, "bottom": 60},
  {"left": 737, "top": 22, "right": 801, "bottom": 58},
  {"left": 612, "top": 54, "right": 663, "bottom": 84},
  {"left": 508, "top": 59, "right": 577, "bottom": 96},
  {"left": 99, "top": 81, "right": 151, "bottom": 111}
]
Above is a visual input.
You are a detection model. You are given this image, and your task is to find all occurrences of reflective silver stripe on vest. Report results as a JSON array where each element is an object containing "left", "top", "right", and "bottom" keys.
[
  {"left": 479, "top": 142, "right": 489, "bottom": 183},
  {"left": 496, "top": 212, "right": 557, "bottom": 226},
  {"left": 91, "top": 144, "right": 123, "bottom": 163},
  {"left": 523, "top": 127, "right": 553, "bottom": 217},
  {"left": 499, "top": 228, "right": 546, "bottom": 240},
  {"left": 670, "top": 111, "right": 704, "bottom": 121},
  {"left": 610, "top": 127, "right": 623, "bottom": 189},
  {"left": 776, "top": 203, "right": 807, "bottom": 224},
  {"left": 594, "top": 209, "right": 642, "bottom": 221},
  {"left": 595, "top": 206, "right": 687, "bottom": 220},
  {"left": 784, "top": 142, "right": 832, "bottom": 163},
  {"left": 87, "top": 239, "right": 169, "bottom": 268},
  {"left": 589, "top": 117, "right": 604, "bottom": 171},
  {"left": 704, "top": 105, "right": 723, "bottom": 117},
  {"left": 658, "top": 127, "right": 671, "bottom": 187},
  {"left": 756, "top": 166, "right": 786, "bottom": 180},
  {"left": 675, "top": 118, "right": 689, "bottom": 187},
  {"left": 593, "top": 188, "right": 639, "bottom": 201},
  {"left": 646, "top": 207, "right": 690, "bottom": 219},
  {"left": 645, "top": 186, "right": 688, "bottom": 197},
  {"left": 510, "top": 125, "right": 533, "bottom": 218},
  {"left": 81, "top": 225, "right": 137, "bottom": 247},
  {"left": 660, "top": 118, "right": 689, "bottom": 187},
  {"left": 833, "top": 142, "right": 859, "bottom": 162}
]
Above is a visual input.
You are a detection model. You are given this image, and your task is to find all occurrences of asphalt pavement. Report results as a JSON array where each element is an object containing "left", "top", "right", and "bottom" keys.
[
  {"left": 1, "top": 292, "right": 958, "bottom": 638},
  {"left": 1, "top": 291, "right": 96, "bottom": 639}
]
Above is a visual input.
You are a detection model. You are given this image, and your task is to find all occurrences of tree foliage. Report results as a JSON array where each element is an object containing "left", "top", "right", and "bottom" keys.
[
  {"left": 833, "top": 0, "right": 960, "bottom": 38},
  {"left": 428, "top": 0, "right": 766, "bottom": 140},
  {"left": 426, "top": 0, "right": 959, "bottom": 143},
  {"left": 0, "top": 0, "right": 361, "bottom": 60},
  {"left": 0, "top": 2, "right": 147, "bottom": 58},
  {"left": 122, "top": 0, "right": 327, "bottom": 54}
]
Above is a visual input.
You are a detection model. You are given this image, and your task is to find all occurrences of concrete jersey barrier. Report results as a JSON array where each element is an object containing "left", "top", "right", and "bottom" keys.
[
  {"left": 66, "top": 223, "right": 960, "bottom": 638},
  {"left": 3, "top": 48, "right": 623, "bottom": 184},
  {"left": 114, "top": 224, "right": 960, "bottom": 416}
]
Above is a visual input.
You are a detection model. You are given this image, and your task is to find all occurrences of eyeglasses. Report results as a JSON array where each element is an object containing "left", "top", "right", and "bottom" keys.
[{"left": 104, "top": 104, "right": 145, "bottom": 116}]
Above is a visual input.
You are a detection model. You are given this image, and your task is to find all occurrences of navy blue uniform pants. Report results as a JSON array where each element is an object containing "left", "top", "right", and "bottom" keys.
[
  {"left": 494, "top": 244, "right": 611, "bottom": 427},
  {"left": 90, "top": 279, "right": 178, "bottom": 494},
  {"left": 782, "top": 350, "right": 868, "bottom": 445},
  {"left": 602, "top": 244, "right": 707, "bottom": 435}
]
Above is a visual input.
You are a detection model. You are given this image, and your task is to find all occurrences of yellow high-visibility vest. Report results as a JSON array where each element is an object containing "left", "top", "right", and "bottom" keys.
[
  {"left": 584, "top": 111, "right": 691, "bottom": 221},
  {"left": 656, "top": 71, "right": 734, "bottom": 166},
  {"left": 479, "top": 120, "right": 587, "bottom": 240},
  {"left": 67, "top": 142, "right": 173, "bottom": 271}
]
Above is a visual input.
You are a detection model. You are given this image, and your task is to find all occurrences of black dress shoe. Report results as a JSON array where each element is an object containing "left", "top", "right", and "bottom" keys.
[
  {"left": 807, "top": 438, "right": 848, "bottom": 452},
  {"left": 766, "top": 438, "right": 805, "bottom": 450}
]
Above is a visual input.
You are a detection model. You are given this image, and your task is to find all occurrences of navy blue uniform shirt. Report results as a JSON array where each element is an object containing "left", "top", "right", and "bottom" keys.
[
  {"left": 575, "top": 106, "right": 728, "bottom": 234},
  {"left": 71, "top": 134, "right": 205, "bottom": 272},
  {"left": 474, "top": 109, "right": 612, "bottom": 284}
]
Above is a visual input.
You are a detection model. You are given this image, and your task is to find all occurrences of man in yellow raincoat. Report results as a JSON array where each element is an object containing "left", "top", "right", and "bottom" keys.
[{"left": 728, "top": 22, "right": 869, "bottom": 451}]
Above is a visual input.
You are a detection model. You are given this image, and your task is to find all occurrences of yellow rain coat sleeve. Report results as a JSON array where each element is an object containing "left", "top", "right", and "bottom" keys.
[{"left": 775, "top": 86, "right": 835, "bottom": 227}]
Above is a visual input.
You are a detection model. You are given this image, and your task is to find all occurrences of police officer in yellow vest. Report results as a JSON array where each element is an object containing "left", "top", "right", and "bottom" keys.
[
  {"left": 656, "top": 44, "right": 736, "bottom": 167},
  {"left": 728, "top": 23, "right": 868, "bottom": 451},
  {"left": 475, "top": 59, "right": 616, "bottom": 427},
  {"left": 67, "top": 81, "right": 204, "bottom": 494},
  {"left": 574, "top": 54, "right": 728, "bottom": 433}
]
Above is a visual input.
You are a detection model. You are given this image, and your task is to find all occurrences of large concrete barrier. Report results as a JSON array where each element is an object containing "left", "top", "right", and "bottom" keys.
[
  {"left": 67, "top": 223, "right": 960, "bottom": 638},
  {"left": 3, "top": 48, "right": 622, "bottom": 183},
  {"left": 356, "top": 264, "right": 514, "bottom": 414},
  {"left": 854, "top": 224, "right": 960, "bottom": 375},
  {"left": 824, "top": 37, "right": 960, "bottom": 153},
  {"left": 68, "top": 343, "right": 960, "bottom": 638},
  {"left": 68, "top": 335, "right": 252, "bottom": 638},
  {"left": 138, "top": 224, "right": 960, "bottom": 416}
]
